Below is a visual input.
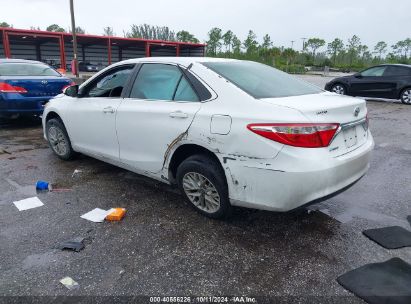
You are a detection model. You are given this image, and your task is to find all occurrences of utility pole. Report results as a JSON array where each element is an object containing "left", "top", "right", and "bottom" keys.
[
  {"left": 291, "top": 40, "right": 295, "bottom": 49},
  {"left": 69, "top": 0, "right": 79, "bottom": 77},
  {"left": 301, "top": 37, "right": 307, "bottom": 51}
]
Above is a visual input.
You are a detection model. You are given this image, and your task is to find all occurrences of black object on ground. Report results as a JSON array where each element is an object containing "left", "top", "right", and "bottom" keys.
[
  {"left": 407, "top": 215, "right": 411, "bottom": 227},
  {"left": 337, "top": 258, "right": 411, "bottom": 304},
  {"left": 363, "top": 226, "right": 411, "bottom": 249},
  {"left": 57, "top": 237, "right": 85, "bottom": 252}
]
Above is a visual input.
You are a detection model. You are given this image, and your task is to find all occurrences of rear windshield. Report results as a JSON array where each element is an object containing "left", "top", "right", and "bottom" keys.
[
  {"left": 202, "top": 61, "right": 321, "bottom": 99},
  {"left": 0, "top": 63, "right": 61, "bottom": 77}
]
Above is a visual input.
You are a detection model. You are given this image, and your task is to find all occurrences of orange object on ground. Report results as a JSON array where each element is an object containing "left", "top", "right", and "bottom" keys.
[{"left": 106, "top": 208, "right": 126, "bottom": 221}]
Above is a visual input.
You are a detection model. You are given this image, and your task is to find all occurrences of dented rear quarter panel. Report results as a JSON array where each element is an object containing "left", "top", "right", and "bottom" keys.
[{"left": 163, "top": 63, "right": 313, "bottom": 202}]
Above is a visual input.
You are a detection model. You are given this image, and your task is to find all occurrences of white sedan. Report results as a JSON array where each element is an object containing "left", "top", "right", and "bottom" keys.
[{"left": 43, "top": 57, "right": 374, "bottom": 218}]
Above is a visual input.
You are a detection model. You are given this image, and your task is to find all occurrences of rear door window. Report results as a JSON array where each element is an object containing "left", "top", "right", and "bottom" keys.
[
  {"left": 130, "top": 63, "right": 199, "bottom": 102},
  {"left": 383, "top": 66, "right": 411, "bottom": 76},
  {"left": 174, "top": 77, "right": 199, "bottom": 101}
]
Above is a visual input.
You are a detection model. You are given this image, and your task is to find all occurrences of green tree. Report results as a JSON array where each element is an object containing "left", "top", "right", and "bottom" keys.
[
  {"left": 358, "top": 45, "right": 367, "bottom": 58},
  {"left": 327, "top": 38, "right": 344, "bottom": 65},
  {"left": 206, "top": 27, "right": 222, "bottom": 55},
  {"left": 243, "top": 30, "right": 258, "bottom": 54},
  {"left": 373, "top": 41, "right": 387, "bottom": 59},
  {"left": 305, "top": 38, "right": 325, "bottom": 58},
  {"left": 70, "top": 26, "right": 85, "bottom": 34},
  {"left": 231, "top": 35, "right": 242, "bottom": 54},
  {"left": 346, "top": 35, "right": 361, "bottom": 66},
  {"left": 176, "top": 30, "right": 199, "bottom": 43},
  {"left": 261, "top": 34, "right": 273, "bottom": 50},
  {"left": 391, "top": 41, "right": 405, "bottom": 58},
  {"left": 283, "top": 48, "right": 297, "bottom": 61},
  {"left": 46, "top": 24, "right": 65, "bottom": 32},
  {"left": 222, "top": 30, "right": 234, "bottom": 52},
  {"left": 103, "top": 26, "right": 115, "bottom": 36},
  {"left": 403, "top": 38, "right": 411, "bottom": 59},
  {"left": 202, "top": 26, "right": 410, "bottom": 72},
  {"left": 0, "top": 22, "right": 12, "bottom": 28},
  {"left": 127, "top": 24, "right": 175, "bottom": 41}
]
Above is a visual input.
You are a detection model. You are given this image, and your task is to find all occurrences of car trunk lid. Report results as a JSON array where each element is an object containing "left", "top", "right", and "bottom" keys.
[
  {"left": 1, "top": 76, "right": 72, "bottom": 98},
  {"left": 261, "top": 92, "right": 369, "bottom": 156}
]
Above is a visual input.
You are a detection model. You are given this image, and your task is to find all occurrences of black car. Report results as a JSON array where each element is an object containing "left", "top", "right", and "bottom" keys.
[
  {"left": 78, "top": 61, "right": 99, "bottom": 72},
  {"left": 325, "top": 64, "right": 411, "bottom": 104}
]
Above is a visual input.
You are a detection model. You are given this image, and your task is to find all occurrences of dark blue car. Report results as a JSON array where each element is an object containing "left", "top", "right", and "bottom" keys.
[{"left": 0, "top": 59, "right": 73, "bottom": 118}]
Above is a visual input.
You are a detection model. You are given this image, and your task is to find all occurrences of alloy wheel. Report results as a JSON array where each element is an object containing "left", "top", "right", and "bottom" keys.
[
  {"left": 401, "top": 89, "right": 411, "bottom": 104},
  {"left": 182, "top": 172, "right": 221, "bottom": 213},
  {"left": 48, "top": 126, "right": 68, "bottom": 156},
  {"left": 332, "top": 84, "right": 345, "bottom": 95}
]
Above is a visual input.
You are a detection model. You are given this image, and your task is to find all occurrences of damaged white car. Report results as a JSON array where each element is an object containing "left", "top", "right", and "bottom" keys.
[{"left": 43, "top": 57, "right": 374, "bottom": 218}]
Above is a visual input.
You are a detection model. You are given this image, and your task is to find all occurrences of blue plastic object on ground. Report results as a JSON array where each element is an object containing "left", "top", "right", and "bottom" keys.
[{"left": 36, "top": 180, "right": 49, "bottom": 191}]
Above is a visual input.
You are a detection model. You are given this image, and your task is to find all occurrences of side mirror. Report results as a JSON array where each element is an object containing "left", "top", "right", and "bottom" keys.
[
  {"left": 63, "top": 84, "right": 79, "bottom": 97},
  {"left": 354, "top": 73, "right": 362, "bottom": 78}
]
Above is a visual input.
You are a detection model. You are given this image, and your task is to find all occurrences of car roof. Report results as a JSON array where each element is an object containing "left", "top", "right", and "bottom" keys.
[
  {"left": 117, "top": 56, "right": 239, "bottom": 67},
  {"left": 376, "top": 63, "right": 411, "bottom": 68},
  {"left": 0, "top": 58, "right": 44, "bottom": 64}
]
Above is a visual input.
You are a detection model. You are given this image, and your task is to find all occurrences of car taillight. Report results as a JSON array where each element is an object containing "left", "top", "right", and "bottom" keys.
[
  {"left": 0, "top": 82, "right": 27, "bottom": 93},
  {"left": 247, "top": 123, "right": 340, "bottom": 148}
]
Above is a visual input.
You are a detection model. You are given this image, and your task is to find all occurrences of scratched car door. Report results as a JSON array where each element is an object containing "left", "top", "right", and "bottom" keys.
[{"left": 116, "top": 63, "right": 202, "bottom": 173}]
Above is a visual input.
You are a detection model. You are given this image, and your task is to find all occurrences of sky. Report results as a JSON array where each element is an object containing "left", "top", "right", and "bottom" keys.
[{"left": 2, "top": 0, "right": 410, "bottom": 51}]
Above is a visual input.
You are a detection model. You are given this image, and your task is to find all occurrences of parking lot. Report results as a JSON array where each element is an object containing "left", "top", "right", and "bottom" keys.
[{"left": 1, "top": 75, "right": 411, "bottom": 301}]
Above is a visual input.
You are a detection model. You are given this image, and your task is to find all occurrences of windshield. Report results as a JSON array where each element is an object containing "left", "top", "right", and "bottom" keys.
[
  {"left": 202, "top": 61, "right": 321, "bottom": 99},
  {"left": 0, "top": 63, "right": 61, "bottom": 77}
]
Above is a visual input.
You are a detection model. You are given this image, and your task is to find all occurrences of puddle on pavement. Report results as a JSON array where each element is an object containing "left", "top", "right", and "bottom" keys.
[
  {"left": 0, "top": 124, "right": 47, "bottom": 154},
  {"left": 309, "top": 202, "right": 407, "bottom": 226}
]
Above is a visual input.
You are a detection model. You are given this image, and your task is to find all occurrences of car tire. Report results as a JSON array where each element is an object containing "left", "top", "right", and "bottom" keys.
[
  {"left": 176, "top": 154, "right": 232, "bottom": 219},
  {"left": 331, "top": 83, "right": 346, "bottom": 95},
  {"left": 46, "top": 118, "right": 75, "bottom": 160},
  {"left": 400, "top": 87, "right": 411, "bottom": 104}
]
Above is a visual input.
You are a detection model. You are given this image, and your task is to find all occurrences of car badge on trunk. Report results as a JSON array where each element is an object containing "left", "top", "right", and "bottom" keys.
[
  {"left": 354, "top": 106, "right": 360, "bottom": 117},
  {"left": 41, "top": 80, "right": 48, "bottom": 85}
]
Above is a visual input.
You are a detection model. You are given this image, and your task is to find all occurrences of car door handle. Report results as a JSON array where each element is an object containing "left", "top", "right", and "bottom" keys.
[
  {"left": 103, "top": 106, "right": 116, "bottom": 114},
  {"left": 169, "top": 111, "right": 188, "bottom": 119}
]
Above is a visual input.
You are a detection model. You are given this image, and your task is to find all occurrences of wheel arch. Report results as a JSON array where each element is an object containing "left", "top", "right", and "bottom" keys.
[
  {"left": 167, "top": 143, "right": 226, "bottom": 185},
  {"left": 45, "top": 111, "right": 62, "bottom": 123},
  {"left": 44, "top": 110, "right": 75, "bottom": 149}
]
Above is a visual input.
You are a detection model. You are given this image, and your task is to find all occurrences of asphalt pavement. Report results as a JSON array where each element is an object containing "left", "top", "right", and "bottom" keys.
[{"left": 0, "top": 78, "right": 410, "bottom": 302}]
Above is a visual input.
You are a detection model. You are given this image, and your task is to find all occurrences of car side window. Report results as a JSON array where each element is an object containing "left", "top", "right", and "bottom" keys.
[
  {"left": 384, "top": 66, "right": 411, "bottom": 76},
  {"left": 360, "top": 66, "right": 386, "bottom": 77},
  {"left": 174, "top": 76, "right": 199, "bottom": 102},
  {"left": 130, "top": 63, "right": 199, "bottom": 102},
  {"left": 85, "top": 65, "right": 134, "bottom": 98}
]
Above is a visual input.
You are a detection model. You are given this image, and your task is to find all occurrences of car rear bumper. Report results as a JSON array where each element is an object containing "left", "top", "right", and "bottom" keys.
[
  {"left": 0, "top": 95, "right": 51, "bottom": 115},
  {"left": 225, "top": 133, "right": 374, "bottom": 212}
]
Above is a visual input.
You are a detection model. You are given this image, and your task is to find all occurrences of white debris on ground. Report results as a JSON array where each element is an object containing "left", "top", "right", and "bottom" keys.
[
  {"left": 60, "top": 277, "right": 79, "bottom": 290},
  {"left": 72, "top": 169, "right": 83, "bottom": 178},
  {"left": 13, "top": 197, "right": 44, "bottom": 211},
  {"left": 80, "top": 208, "right": 115, "bottom": 223}
]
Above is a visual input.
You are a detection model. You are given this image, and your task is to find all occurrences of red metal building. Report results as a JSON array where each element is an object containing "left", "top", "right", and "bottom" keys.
[{"left": 0, "top": 27, "right": 206, "bottom": 70}]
